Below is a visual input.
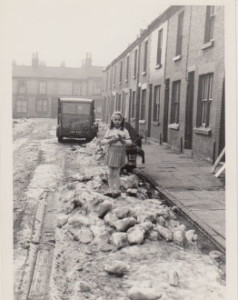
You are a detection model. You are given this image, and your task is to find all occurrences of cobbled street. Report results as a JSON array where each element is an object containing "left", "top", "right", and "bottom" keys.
[{"left": 13, "top": 118, "right": 225, "bottom": 300}]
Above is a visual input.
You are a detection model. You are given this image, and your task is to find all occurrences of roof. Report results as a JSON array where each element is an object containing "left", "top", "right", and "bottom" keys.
[
  {"left": 12, "top": 65, "right": 104, "bottom": 80},
  {"left": 59, "top": 97, "right": 94, "bottom": 103}
]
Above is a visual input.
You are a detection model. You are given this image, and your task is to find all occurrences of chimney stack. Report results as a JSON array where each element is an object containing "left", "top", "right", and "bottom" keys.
[{"left": 32, "top": 52, "right": 39, "bottom": 67}]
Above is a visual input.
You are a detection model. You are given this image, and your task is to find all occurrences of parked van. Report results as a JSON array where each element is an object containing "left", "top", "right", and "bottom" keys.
[{"left": 56, "top": 97, "right": 98, "bottom": 142}]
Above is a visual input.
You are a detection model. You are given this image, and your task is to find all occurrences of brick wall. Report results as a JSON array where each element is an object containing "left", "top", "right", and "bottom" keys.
[{"left": 102, "top": 5, "right": 224, "bottom": 162}]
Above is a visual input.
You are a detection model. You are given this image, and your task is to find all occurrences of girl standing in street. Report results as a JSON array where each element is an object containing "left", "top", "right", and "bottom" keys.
[{"left": 101, "top": 111, "right": 132, "bottom": 198}]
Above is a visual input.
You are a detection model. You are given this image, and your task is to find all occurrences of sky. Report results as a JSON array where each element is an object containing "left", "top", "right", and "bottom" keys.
[{"left": 7, "top": 0, "right": 170, "bottom": 68}]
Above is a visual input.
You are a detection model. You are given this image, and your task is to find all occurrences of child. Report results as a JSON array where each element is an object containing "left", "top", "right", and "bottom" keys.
[{"left": 101, "top": 111, "right": 132, "bottom": 198}]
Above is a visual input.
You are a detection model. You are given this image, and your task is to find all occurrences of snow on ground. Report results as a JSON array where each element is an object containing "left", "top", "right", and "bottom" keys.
[
  {"left": 13, "top": 118, "right": 33, "bottom": 139},
  {"left": 49, "top": 137, "right": 225, "bottom": 300}
]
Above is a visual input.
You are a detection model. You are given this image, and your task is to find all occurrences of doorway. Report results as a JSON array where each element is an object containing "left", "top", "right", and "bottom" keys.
[
  {"left": 147, "top": 84, "right": 153, "bottom": 137},
  {"left": 163, "top": 79, "right": 170, "bottom": 142},
  {"left": 184, "top": 71, "right": 195, "bottom": 149}
]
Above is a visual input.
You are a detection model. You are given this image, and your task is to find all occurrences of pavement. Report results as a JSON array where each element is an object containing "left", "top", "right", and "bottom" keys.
[{"left": 133, "top": 142, "right": 225, "bottom": 252}]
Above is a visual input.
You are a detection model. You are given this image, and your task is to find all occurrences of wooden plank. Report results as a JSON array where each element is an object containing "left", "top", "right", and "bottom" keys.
[
  {"left": 211, "top": 148, "right": 225, "bottom": 173},
  {"left": 214, "top": 163, "right": 225, "bottom": 178}
]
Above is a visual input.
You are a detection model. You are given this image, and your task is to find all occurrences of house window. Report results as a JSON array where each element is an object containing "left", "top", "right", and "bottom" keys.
[
  {"left": 176, "top": 11, "right": 184, "bottom": 56},
  {"left": 114, "top": 65, "right": 117, "bottom": 86},
  {"left": 36, "top": 99, "right": 48, "bottom": 112},
  {"left": 197, "top": 73, "right": 213, "bottom": 127},
  {"left": 39, "top": 81, "right": 46, "bottom": 94},
  {"left": 126, "top": 55, "right": 130, "bottom": 81},
  {"left": 170, "top": 81, "right": 181, "bottom": 124},
  {"left": 18, "top": 80, "right": 26, "bottom": 94},
  {"left": 140, "top": 89, "right": 146, "bottom": 120},
  {"left": 134, "top": 49, "right": 138, "bottom": 78},
  {"left": 73, "top": 82, "right": 81, "bottom": 96},
  {"left": 106, "top": 72, "right": 108, "bottom": 90},
  {"left": 153, "top": 85, "right": 161, "bottom": 122},
  {"left": 81, "top": 82, "right": 87, "bottom": 95},
  {"left": 204, "top": 6, "right": 215, "bottom": 43},
  {"left": 117, "top": 94, "right": 122, "bottom": 111},
  {"left": 143, "top": 40, "right": 148, "bottom": 73},
  {"left": 120, "top": 60, "right": 123, "bottom": 83},
  {"left": 94, "top": 81, "right": 101, "bottom": 94},
  {"left": 156, "top": 29, "right": 163, "bottom": 65},
  {"left": 110, "top": 68, "right": 113, "bottom": 89},
  {"left": 107, "top": 71, "right": 109, "bottom": 89},
  {"left": 131, "top": 91, "right": 136, "bottom": 118},
  {"left": 16, "top": 99, "right": 27, "bottom": 112}
]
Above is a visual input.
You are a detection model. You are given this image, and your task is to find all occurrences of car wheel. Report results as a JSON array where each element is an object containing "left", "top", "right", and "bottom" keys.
[{"left": 58, "top": 136, "right": 63, "bottom": 142}]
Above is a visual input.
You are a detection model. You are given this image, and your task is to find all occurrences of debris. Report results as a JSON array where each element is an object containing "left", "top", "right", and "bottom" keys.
[
  {"left": 57, "top": 214, "right": 69, "bottom": 228},
  {"left": 147, "top": 230, "right": 160, "bottom": 241},
  {"left": 154, "top": 225, "right": 173, "bottom": 242},
  {"left": 127, "top": 188, "right": 138, "bottom": 196},
  {"left": 209, "top": 250, "right": 223, "bottom": 260},
  {"left": 169, "top": 210, "right": 177, "bottom": 220},
  {"left": 127, "top": 226, "right": 145, "bottom": 245},
  {"left": 68, "top": 215, "right": 90, "bottom": 228},
  {"left": 104, "top": 260, "right": 130, "bottom": 276},
  {"left": 169, "top": 220, "right": 180, "bottom": 228},
  {"left": 114, "top": 217, "right": 137, "bottom": 232},
  {"left": 114, "top": 207, "right": 131, "bottom": 219},
  {"left": 176, "top": 224, "right": 186, "bottom": 232},
  {"left": 79, "top": 281, "right": 91, "bottom": 292},
  {"left": 128, "top": 287, "right": 162, "bottom": 300},
  {"left": 120, "top": 174, "right": 139, "bottom": 190},
  {"left": 185, "top": 229, "right": 197, "bottom": 243},
  {"left": 110, "top": 232, "right": 128, "bottom": 249},
  {"left": 104, "top": 212, "right": 118, "bottom": 228},
  {"left": 172, "top": 230, "right": 187, "bottom": 247},
  {"left": 69, "top": 227, "right": 94, "bottom": 243},
  {"left": 169, "top": 271, "right": 179, "bottom": 287},
  {"left": 157, "top": 216, "right": 166, "bottom": 226},
  {"left": 98, "top": 201, "right": 112, "bottom": 219}
]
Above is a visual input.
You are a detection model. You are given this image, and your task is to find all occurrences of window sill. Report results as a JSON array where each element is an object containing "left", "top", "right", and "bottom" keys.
[
  {"left": 173, "top": 55, "right": 181, "bottom": 62},
  {"left": 130, "top": 118, "right": 136, "bottom": 122},
  {"left": 194, "top": 127, "right": 211, "bottom": 136},
  {"left": 139, "top": 119, "right": 146, "bottom": 125},
  {"left": 155, "top": 64, "right": 162, "bottom": 69},
  {"left": 152, "top": 121, "right": 160, "bottom": 126},
  {"left": 125, "top": 79, "right": 128, "bottom": 83},
  {"left": 168, "top": 123, "right": 180, "bottom": 130},
  {"left": 142, "top": 71, "right": 146, "bottom": 76},
  {"left": 201, "top": 39, "right": 214, "bottom": 50}
]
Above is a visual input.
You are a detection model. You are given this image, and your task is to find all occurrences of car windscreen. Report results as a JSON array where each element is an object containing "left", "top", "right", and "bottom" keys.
[{"left": 62, "top": 102, "right": 90, "bottom": 114}]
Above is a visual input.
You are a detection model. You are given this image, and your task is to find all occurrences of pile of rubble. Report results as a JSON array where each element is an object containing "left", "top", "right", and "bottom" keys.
[
  {"left": 49, "top": 138, "right": 224, "bottom": 300},
  {"left": 57, "top": 171, "right": 199, "bottom": 252}
]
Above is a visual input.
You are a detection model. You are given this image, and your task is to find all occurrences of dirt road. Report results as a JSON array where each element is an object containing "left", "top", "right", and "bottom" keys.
[{"left": 13, "top": 118, "right": 225, "bottom": 300}]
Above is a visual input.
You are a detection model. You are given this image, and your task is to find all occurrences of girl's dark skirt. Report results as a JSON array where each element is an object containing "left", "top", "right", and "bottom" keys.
[{"left": 105, "top": 145, "right": 126, "bottom": 168}]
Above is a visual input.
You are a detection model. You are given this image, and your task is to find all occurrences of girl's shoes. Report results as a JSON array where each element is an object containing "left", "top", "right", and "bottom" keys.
[
  {"left": 112, "top": 192, "right": 121, "bottom": 198},
  {"left": 104, "top": 192, "right": 121, "bottom": 198},
  {"left": 104, "top": 191, "right": 113, "bottom": 197}
]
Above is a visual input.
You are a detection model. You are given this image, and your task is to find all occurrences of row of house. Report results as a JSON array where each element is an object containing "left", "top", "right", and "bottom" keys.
[
  {"left": 102, "top": 5, "right": 225, "bottom": 163},
  {"left": 12, "top": 53, "right": 104, "bottom": 119}
]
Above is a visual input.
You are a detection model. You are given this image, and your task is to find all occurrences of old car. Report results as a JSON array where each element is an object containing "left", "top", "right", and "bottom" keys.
[{"left": 56, "top": 97, "right": 98, "bottom": 142}]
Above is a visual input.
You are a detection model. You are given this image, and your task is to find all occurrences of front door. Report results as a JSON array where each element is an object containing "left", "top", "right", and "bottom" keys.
[
  {"left": 184, "top": 71, "right": 195, "bottom": 149},
  {"left": 147, "top": 84, "right": 153, "bottom": 137},
  {"left": 163, "top": 79, "right": 170, "bottom": 142},
  {"left": 136, "top": 87, "right": 141, "bottom": 131},
  {"left": 219, "top": 79, "right": 225, "bottom": 157}
]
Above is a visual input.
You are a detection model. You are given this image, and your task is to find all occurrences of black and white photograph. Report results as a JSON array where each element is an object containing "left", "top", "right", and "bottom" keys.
[{"left": 0, "top": 0, "right": 237, "bottom": 299}]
